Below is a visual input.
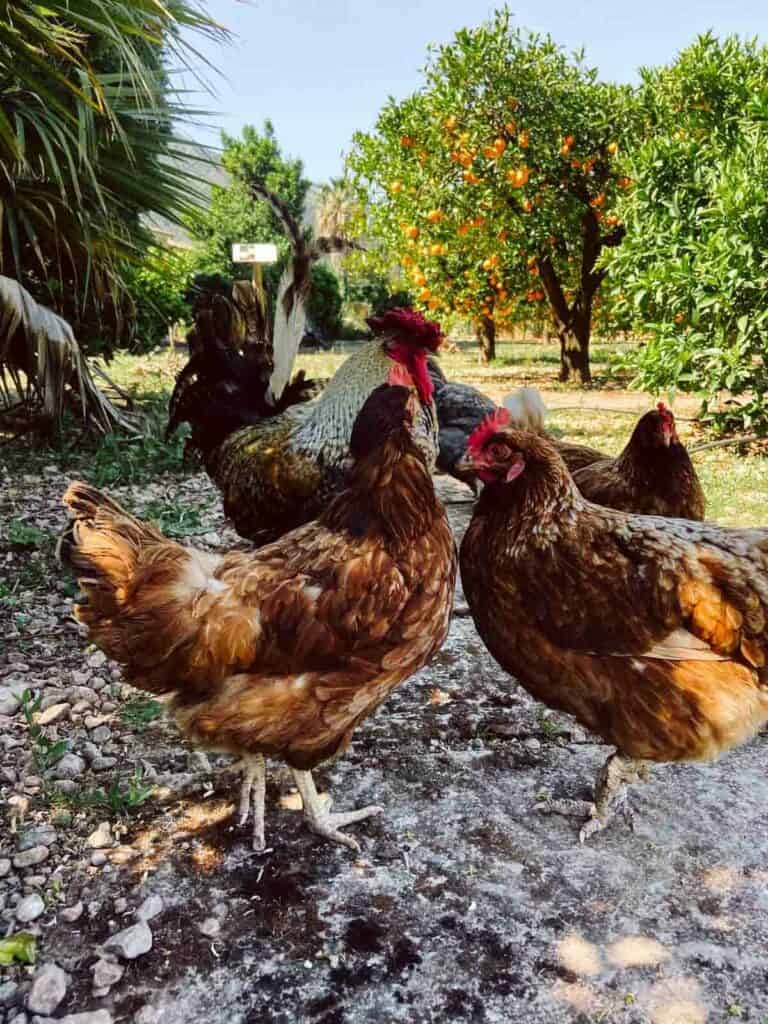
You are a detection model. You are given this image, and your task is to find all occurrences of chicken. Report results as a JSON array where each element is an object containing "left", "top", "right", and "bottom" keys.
[
  {"left": 168, "top": 307, "right": 441, "bottom": 546},
  {"left": 59, "top": 373, "right": 457, "bottom": 853},
  {"left": 427, "top": 359, "right": 546, "bottom": 492},
  {"left": 570, "top": 403, "right": 705, "bottom": 519},
  {"left": 550, "top": 436, "right": 608, "bottom": 473},
  {"left": 457, "top": 411, "right": 768, "bottom": 841}
]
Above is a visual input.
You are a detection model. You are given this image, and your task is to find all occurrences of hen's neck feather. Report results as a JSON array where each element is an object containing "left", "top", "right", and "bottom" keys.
[{"left": 323, "top": 435, "right": 439, "bottom": 546}]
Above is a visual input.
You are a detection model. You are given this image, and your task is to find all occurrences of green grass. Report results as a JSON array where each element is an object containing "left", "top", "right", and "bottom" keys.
[{"left": 120, "top": 694, "right": 163, "bottom": 732}]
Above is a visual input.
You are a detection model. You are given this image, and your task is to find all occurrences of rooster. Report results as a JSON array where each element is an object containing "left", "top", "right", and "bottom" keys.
[
  {"left": 457, "top": 411, "right": 768, "bottom": 841},
  {"left": 167, "top": 183, "right": 357, "bottom": 453},
  {"left": 427, "top": 360, "right": 547, "bottom": 492},
  {"left": 168, "top": 307, "right": 442, "bottom": 545},
  {"left": 570, "top": 402, "right": 705, "bottom": 519},
  {"left": 59, "top": 371, "right": 457, "bottom": 853}
]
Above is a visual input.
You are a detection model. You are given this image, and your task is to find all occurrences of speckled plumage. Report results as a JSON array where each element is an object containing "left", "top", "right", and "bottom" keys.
[
  {"left": 460, "top": 430, "right": 768, "bottom": 772},
  {"left": 208, "top": 339, "right": 438, "bottom": 545}
]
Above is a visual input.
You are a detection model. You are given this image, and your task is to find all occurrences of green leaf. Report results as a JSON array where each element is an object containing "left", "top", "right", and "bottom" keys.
[{"left": 0, "top": 932, "right": 37, "bottom": 966}]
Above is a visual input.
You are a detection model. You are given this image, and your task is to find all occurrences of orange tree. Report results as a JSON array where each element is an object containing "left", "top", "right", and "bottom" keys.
[{"left": 347, "top": 9, "right": 637, "bottom": 379}]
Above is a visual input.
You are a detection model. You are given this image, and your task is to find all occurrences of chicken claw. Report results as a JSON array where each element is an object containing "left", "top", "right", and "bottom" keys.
[
  {"left": 291, "top": 769, "right": 383, "bottom": 852},
  {"left": 537, "top": 753, "right": 651, "bottom": 843},
  {"left": 235, "top": 754, "right": 267, "bottom": 852}
]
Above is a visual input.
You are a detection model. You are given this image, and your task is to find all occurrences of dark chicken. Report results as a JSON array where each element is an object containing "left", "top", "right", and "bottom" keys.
[
  {"left": 571, "top": 402, "right": 705, "bottom": 519},
  {"left": 427, "top": 359, "right": 546, "bottom": 492},
  {"left": 168, "top": 307, "right": 442, "bottom": 546},
  {"left": 59, "top": 374, "right": 456, "bottom": 853},
  {"left": 458, "top": 411, "right": 768, "bottom": 841}
]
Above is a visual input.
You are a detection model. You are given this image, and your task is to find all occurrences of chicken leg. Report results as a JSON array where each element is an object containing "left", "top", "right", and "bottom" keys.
[
  {"left": 236, "top": 754, "right": 267, "bottom": 852},
  {"left": 291, "top": 769, "right": 383, "bottom": 852},
  {"left": 538, "top": 752, "right": 651, "bottom": 843}
]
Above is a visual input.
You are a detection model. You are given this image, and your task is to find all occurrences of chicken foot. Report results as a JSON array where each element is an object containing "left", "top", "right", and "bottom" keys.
[
  {"left": 235, "top": 754, "right": 267, "bottom": 852},
  {"left": 291, "top": 769, "right": 383, "bottom": 853},
  {"left": 538, "top": 752, "right": 651, "bottom": 843}
]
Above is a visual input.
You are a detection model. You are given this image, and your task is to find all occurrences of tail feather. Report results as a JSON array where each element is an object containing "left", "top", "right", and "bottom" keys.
[
  {"left": 502, "top": 387, "right": 547, "bottom": 434},
  {"left": 59, "top": 483, "right": 222, "bottom": 695}
]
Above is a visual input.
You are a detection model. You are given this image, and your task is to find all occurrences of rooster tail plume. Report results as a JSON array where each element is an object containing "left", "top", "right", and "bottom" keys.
[
  {"left": 251, "top": 181, "right": 359, "bottom": 404},
  {"left": 502, "top": 387, "right": 547, "bottom": 434}
]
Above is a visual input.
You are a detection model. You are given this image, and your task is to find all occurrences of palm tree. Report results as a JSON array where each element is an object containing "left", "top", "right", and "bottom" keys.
[
  {"left": 0, "top": 0, "right": 229, "bottom": 431},
  {"left": 315, "top": 178, "right": 358, "bottom": 270}
]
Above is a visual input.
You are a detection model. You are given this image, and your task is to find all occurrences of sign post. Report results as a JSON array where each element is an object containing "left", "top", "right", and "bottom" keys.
[{"left": 231, "top": 243, "right": 278, "bottom": 327}]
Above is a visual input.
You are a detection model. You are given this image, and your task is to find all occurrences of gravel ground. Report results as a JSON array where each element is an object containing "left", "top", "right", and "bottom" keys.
[{"left": 1, "top": 464, "right": 767, "bottom": 1024}]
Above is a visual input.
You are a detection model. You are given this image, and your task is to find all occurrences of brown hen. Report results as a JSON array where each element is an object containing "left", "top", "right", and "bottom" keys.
[
  {"left": 458, "top": 412, "right": 768, "bottom": 841},
  {"left": 570, "top": 403, "right": 705, "bottom": 519},
  {"left": 59, "top": 377, "right": 456, "bottom": 852}
]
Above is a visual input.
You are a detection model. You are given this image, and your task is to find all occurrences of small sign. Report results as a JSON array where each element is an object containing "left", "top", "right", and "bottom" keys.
[{"left": 232, "top": 243, "right": 278, "bottom": 264}]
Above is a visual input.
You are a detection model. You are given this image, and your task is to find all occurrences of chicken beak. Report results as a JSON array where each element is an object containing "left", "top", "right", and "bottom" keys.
[{"left": 454, "top": 455, "right": 476, "bottom": 476}]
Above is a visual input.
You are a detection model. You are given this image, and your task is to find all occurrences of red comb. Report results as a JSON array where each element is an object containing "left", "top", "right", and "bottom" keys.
[
  {"left": 467, "top": 407, "right": 511, "bottom": 457},
  {"left": 388, "top": 363, "right": 414, "bottom": 388},
  {"left": 366, "top": 307, "right": 443, "bottom": 352},
  {"left": 657, "top": 401, "right": 673, "bottom": 424}
]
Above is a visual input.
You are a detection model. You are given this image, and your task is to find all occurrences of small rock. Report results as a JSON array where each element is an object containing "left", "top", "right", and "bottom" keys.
[
  {"left": 59, "top": 1013, "right": 113, "bottom": 1024},
  {"left": 15, "top": 894, "right": 45, "bottom": 922},
  {"left": 188, "top": 750, "right": 211, "bottom": 773},
  {"left": 60, "top": 901, "right": 84, "bottom": 923},
  {"left": 0, "top": 687, "right": 20, "bottom": 716},
  {"left": 52, "top": 780, "right": 78, "bottom": 795},
  {"left": 113, "top": 898, "right": 127, "bottom": 914},
  {"left": 0, "top": 858, "right": 11, "bottom": 878},
  {"left": 103, "top": 920, "right": 153, "bottom": 960},
  {"left": 0, "top": 761, "right": 17, "bottom": 782},
  {"left": 89, "top": 676, "right": 107, "bottom": 692},
  {"left": 135, "top": 895, "right": 164, "bottom": 922},
  {"left": 50, "top": 753, "right": 85, "bottom": 780},
  {"left": 33, "top": 703, "right": 70, "bottom": 726},
  {"left": 18, "top": 826, "right": 57, "bottom": 851},
  {"left": 8, "top": 1013, "right": 28, "bottom": 1024},
  {"left": 91, "top": 958, "right": 124, "bottom": 992},
  {"left": 0, "top": 980, "right": 19, "bottom": 1007},
  {"left": 90, "top": 852, "right": 107, "bottom": 867},
  {"left": 27, "top": 964, "right": 69, "bottom": 1015},
  {"left": 71, "top": 670, "right": 91, "bottom": 686},
  {"left": 86, "top": 822, "right": 113, "bottom": 850},
  {"left": 90, "top": 726, "right": 112, "bottom": 744},
  {"left": 87, "top": 650, "right": 107, "bottom": 669},
  {"left": 134, "top": 1008, "right": 158, "bottom": 1024},
  {"left": 13, "top": 846, "right": 49, "bottom": 869},
  {"left": 197, "top": 916, "right": 220, "bottom": 937},
  {"left": 524, "top": 737, "right": 542, "bottom": 751}
]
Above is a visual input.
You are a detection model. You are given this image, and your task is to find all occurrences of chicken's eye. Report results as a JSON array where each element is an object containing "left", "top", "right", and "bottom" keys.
[{"left": 487, "top": 442, "right": 510, "bottom": 460}]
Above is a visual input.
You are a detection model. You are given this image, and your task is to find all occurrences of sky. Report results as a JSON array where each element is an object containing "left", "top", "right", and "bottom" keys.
[{"left": 183, "top": 0, "right": 768, "bottom": 183}]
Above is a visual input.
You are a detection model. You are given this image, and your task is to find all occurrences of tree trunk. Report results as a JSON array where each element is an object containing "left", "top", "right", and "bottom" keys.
[
  {"left": 558, "top": 310, "right": 591, "bottom": 384},
  {"left": 476, "top": 316, "right": 496, "bottom": 364}
]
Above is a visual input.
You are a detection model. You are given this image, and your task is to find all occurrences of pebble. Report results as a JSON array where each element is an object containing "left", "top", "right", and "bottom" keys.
[
  {"left": 90, "top": 852, "right": 107, "bottom": 867},
  {"left": 197, "top": 916, "right": 220, "bottom": 937},
  {"left": 60, "top": 901, "right": 84, "bottom": 923},
  {"left": 188, "top": 751, "right": 212, "bottom": 773},
  {"left": 34, "top": 703, "right": 70, "bottom": 726},
  {"left": 113, "top": 898, "right": 128, "bottom": 914},
  {"left": 15, "top": 894, "right": 45, "bottom": 922},
  {"left": 18, "top": 826, "right": 57, "bottom": 851},
  {"left": 0, "top": 858, "right": 11, "bottom": 878},
  {"left": 135, "top": 895, "right": 164, "bottom": 922},
  {"left": 13, "top": 846, "right": 49, "bottom": 869},
  {"left": 90, "top": 726, "right": 112, "bottom": 744},
  {"left": 86, "top": 822, "right": 113, "bottom": 850},
  {"left": 90, "top": 676, "right": 107, "bottom": 692},
  {"left": 87, "top": 650, "right": 107, "bottom": 669},
  {"left": 27, "top": 964, "right": 69, "bottom": 1015},
  {"left": 71, "top": 670, "right": 91, "bottom": 686},
  {"left": 91, "top": 958, "right": 124, "bottom": 992},
  {"left": 0, "top": 687, "right": 20, "bottom": 716},
  {"left": 524, "top": 737, "right": 542, "bottom": 751},
  {"left": 51, "top": 753, "right": 85, "bottom": 780},
  {"left": 52, "top": 780, "right": 78, "bottom": 795},
  {"left": 59, "top": 1013, "right": 113, "bottom": 1024},
  {"left": 0, "top": 980, "right": 19, "bottom": 1007},
  {"left": 103, "top": 920, "right": 153, "bottom": 960},
  {"left": 8, "top": 1013, "right": 28, "bottom": 1024},
  {"left": 134, "top": 1008, "right": 159, "bottom": 1024}
]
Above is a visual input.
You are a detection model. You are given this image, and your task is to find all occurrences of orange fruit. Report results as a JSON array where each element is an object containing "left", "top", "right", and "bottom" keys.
[
  {"left": 400, "top": 135, "right": 414, "bottom": 148},
  {"left": 504, "top": 120, "right": 517, "bottom": 134},
  {"left": 390, "top": 181, "right": 403, "bottom": 193},
  {"left": 444, "top": 115, "right": 458, "bottom": 131},
  {"left": 607, "top": 140, "right": 618, "bottom": 155},
  {"left": 522, "top": 198, "right": 533, "bottom": 213},
  {"left": 564, "top": 134, "right": 575, "bottom": 146},
  {"left": 418, "top": 287, "right": 431, "bottom": 300},
  {"left": 518, "top": 130, "right": 530, "bottom": 148},
  {"left": 426, "top": 209, "right": 444, "bottom": 223},
  {"left": 404, "top": 225, "right": 419, "bottom": 239}
]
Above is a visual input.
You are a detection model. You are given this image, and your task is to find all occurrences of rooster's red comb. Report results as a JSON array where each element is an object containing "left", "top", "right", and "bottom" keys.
[
  {"left": 657, "top": 401, "right": 674, "bottom": 424},
  {"left": 467, "top": 407, "right": 512, "bottom": 458},
  {"left": 387, "top": 363, "right": 414, "bottom": 388},
  {"left": 366, "top": 307, "right": 443, "bottom": 352}
]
